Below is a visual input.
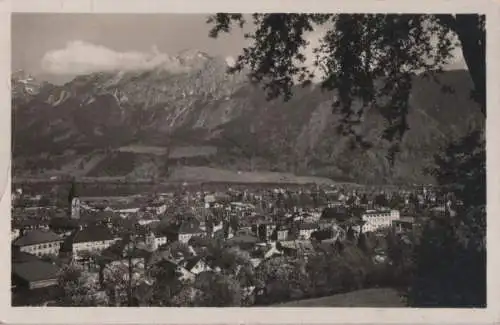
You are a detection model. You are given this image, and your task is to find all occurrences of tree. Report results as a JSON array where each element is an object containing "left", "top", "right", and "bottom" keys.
[
  {"left": 146, "top": 259, "right": 184, "bottom": 306},
  {"left": 374, "top": 193, "right": 388, "bottom": 208},
  {"left": 409, "top": 132, "right": 486, "bottom": 307},
  {"left": 56, "top": 263, "right": 108, "bottom": 306},
  {"left": 193, "top": 271, "right": 242, "bottom": 306},
  {"left": 207, "top": 14, "right": 485, "bottom": 161},
  {"left": 306, "top": 253, "right": 343, "bottom": 297},
  {"left": 389, "top": 193, "right": 404, "bottom": 209},
  {"left": 254, "top": 256, "right": 309, "bottom": 304}
]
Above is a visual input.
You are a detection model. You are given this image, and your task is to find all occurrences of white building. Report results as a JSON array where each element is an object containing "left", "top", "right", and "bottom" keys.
[
  {"left": 71, "top": 226, "right": 118, "bottom": 258},
  {"left": 13, "top": 230, "right": 63, "bottom": 257},
  {"left": 180, "top": 257, "right": 212, "bottom": 276},
  {"left": 362, "top": 209, "right": 400, "bottom": 233}
]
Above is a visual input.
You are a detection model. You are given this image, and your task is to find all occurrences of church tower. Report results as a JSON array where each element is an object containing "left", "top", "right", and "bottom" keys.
[
  {"left": 71, "top": 197, "right": 81, "bottom": 219},
  {"left": 68, "top": 180, "right": 80, "bottom": 219}
]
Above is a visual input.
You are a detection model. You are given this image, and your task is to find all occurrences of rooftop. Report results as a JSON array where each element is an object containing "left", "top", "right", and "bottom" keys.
[
  {"left": 12, "top": 250, "right": 40, "bottom": 264},
  {"left": 12, "top": 260, "right": 60, "bottom": 283},
  {"left": 179, "top": 222, "right": 203, "bottom": 234},
  {"left": 73, "top": 226, "right": 115, "bottom": 244},
  {"left": 13, "top": 229, "right": 61, "bottom": 247}
]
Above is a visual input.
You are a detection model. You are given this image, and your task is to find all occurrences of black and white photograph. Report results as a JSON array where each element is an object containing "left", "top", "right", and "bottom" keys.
[{"left": 6, "top": 2, "right": 495, "bottom": 319}]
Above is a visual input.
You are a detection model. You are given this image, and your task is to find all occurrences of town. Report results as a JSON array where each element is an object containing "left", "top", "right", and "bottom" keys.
[{"left": 11, "top": 180, "right": 456, "bottom": 306}]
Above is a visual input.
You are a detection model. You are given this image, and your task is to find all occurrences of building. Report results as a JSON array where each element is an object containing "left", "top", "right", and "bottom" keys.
[
  {"left": 392, "top": 216, "right": 416, "bottom": 234},
  {"left": 13, "top": 218, "right": 50, "bottom": 236},
  {"left": 70, "top": 226, "right": 118, "bottom": 258},
  {"left": 280, "top": 240, "right": 316, "bottom": 257},
  {"left": 180, "top": 256, "right": 212, "bottom": 276},
  {"left": 178, "top": 222, "right": 204, "bottom": 244},
  {"left": 298, "top": 222, "right": 318, "bottom": 240},
  {"left": 12, "top": 259, "right": 59, "bottom": 290},
  {"left": 362, "top": 209, "right": 400, "bottom": 233},
  {"left": 71, "top": 197, "right": 81, "bottom": 219},
  {"left": 277, "top": 228, "right": 289, "bottom": 241},
  {"left": 13, "top": 229, "right": 63, "bottom": 257},
  {"left": 204, "top": 195, "right": 216, "bottom": 208},
  {"left": 11, "top": 249, "right": 61, "bottom": 307}
]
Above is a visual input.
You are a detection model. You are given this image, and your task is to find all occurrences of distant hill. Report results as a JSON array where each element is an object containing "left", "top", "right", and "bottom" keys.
[{"left": 11, "top": 51, "right": 483, "bottom": 184}]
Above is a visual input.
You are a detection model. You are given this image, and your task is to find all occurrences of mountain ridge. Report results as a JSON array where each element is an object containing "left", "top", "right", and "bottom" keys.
[{"left": 12, "top": 53, "right": 483, "bottom": 184}]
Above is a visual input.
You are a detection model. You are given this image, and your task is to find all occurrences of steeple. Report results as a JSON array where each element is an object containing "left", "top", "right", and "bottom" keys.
[
  {"left": 68, "top": 178, "right": 77, "bottom": 206},
  {"left": 68, "top": 179, "right": 80, "bottom": 219}
]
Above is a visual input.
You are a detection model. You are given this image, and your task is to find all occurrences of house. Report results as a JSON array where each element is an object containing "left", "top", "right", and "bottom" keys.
[
  {"left": 298, "top": 222, "right": 318, "bottom": 240},
  {"left": 180, "top": 256, "right": 212, "bottom": 276},
  {"left": 226, "top": 233, "right": 259, "bottom": 251},
  {"left": 101, "top": 239, "right": 154, "bottom": 277},
  {"left": 13, "top": 218, "right": 50, "bottom": 236},
  {"left": 362, "top": 209, "right": 400, "bottom": 232},
  {"left": 280, "top": 240, "right": 316, "bottom": 257},
  {"left": 392, "top": 216, "right": 416, "bottom": 234},
  {"left": 12, "top": 259, "right": 60, "bottom": 290},
  {"left": 152, "top": 231, "right": 168, "bottom": 248},
  {"left": 320, "top": 206, "right": 351, "bottom": 224},
  {"left": 137, "top": 218, "right": 161, "bottom": 226},
  {"left": 70, "top": 226, "right": 118, "bottom": 258},
  {"left": 137, "top": 230, "right": 168, "bottom": 252},
  {"left": 250, "top": 219, "right": 276, "bottom": 242},
  {"left": 277, "top": 228, "right": 289, "bottom": 241},
  {"left": 13, "top": 229, "right": 63, "bottom": 257},
  {"left": 178, "top": 222, "right": 204, "bottom": 244},
  {"left": 147, "top": 202, "right": 168, "bottom": 216},
  {"left": 11, "top": 249, "right": 61, "bottom": 306},
  {"left": 147, "top": 251, "right": 195, "bottom": 282}
]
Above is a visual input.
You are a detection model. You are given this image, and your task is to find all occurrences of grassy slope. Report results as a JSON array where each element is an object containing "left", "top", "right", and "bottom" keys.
[{"left": 273, "top": 288, "right": 406, "bottom": 307}]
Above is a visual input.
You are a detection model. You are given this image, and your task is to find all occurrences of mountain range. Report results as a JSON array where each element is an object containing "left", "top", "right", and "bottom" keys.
[{"left": 11, "top": 50, "right": 483, "bottom": 184}]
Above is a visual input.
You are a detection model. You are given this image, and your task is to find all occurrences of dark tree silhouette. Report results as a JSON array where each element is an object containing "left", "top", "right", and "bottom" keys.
[{"left": 409, "top": 130, "right": 486, "bottom": 307}]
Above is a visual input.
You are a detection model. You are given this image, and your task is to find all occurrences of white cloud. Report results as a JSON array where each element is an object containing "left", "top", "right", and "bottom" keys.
[{"left": 41, "top": 40, "right": 173, "bottom": 75}]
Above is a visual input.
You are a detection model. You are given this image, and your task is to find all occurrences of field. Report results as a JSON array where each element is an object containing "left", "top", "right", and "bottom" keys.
[
  {"left": 117, "top": 145, "right": 168, "bottom": 156},
  {"left": 168, "top": 166, "right": 335, "bottom": 185},
  {"left": 273, "top": 288, "right": 406, "bottom": 307}
]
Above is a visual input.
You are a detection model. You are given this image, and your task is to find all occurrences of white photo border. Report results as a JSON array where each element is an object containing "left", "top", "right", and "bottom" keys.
[{"left": 1, "top": 0, "right": 499, "bottom": 324}]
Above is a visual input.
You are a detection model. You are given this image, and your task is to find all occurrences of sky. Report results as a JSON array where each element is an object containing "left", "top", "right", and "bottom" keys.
[
  {"left": 12, "top": 13, "right": 466, "bottom": 84},
  {"left": 12, "top": 13, "right": 252, "bottom": 83}
]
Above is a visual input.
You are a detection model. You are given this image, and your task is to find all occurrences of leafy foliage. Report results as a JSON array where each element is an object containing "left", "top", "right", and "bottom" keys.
[
  {"left": 193, "top": 271, "right": 242, "bottom": 306},
  {"left": 56, "top": 263, "right": 108, "bottom": 306},
  {"left": 409, "top": 131, "right": 486, "bottom": 307}
]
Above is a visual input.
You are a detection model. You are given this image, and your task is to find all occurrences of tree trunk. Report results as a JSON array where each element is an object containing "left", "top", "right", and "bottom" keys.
[
  {"left": 439, "top": 14, "right": 485, "bottom": 114},
  {"left": 454, "top": 15, "right": 486, "bottom": 115}
]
